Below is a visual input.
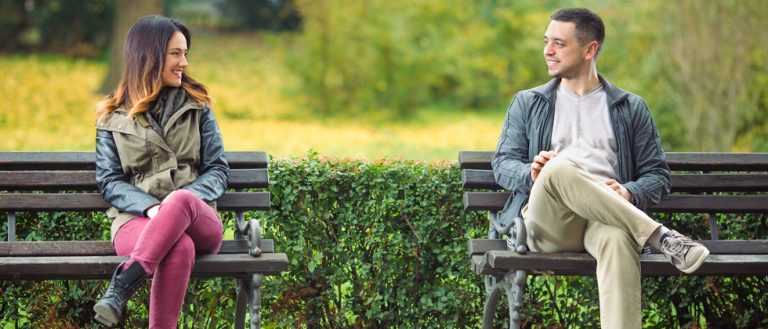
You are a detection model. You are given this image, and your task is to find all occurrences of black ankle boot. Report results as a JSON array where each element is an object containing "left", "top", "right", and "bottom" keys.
[{"left": 93, "top": 261, "right": 147, "bottom": 326}]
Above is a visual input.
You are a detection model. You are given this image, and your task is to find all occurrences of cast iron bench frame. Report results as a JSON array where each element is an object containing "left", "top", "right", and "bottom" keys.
[
  {"left": 460, "top": 151, "right": 768, "bottom": 329},
  {"left": 0, "top": 151, "right": 288, "bottom": 329}
]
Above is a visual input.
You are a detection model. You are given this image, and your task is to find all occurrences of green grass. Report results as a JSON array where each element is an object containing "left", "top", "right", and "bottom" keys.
[{"left": 0, "top": 32, "right": 504, "bottom": 160}]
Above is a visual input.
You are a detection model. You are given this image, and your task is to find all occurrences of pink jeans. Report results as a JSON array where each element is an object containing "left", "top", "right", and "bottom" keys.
[{"left": 114, "top": 189, "right": 223, "bottom": 329}]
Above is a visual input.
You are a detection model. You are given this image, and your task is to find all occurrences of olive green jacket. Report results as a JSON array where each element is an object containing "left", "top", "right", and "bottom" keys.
[{"left": 95, "top": 94, "right": 228, "bottom": 240}]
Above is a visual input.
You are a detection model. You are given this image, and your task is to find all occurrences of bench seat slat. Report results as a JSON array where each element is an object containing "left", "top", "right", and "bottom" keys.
[
  {"left": 0, "top": 192, "right": 270, "bottom": 211},
  {"left": 0, "top": 253, "right": 289, "bottom": 280},
  {"left": 464, "top": 191, "right": 768, "bottom": 213},
  {"left": 0, "top": 151, "right": 268, "bottom": 171},
  {"left": 467, "top": 239, "right": 768, "bottom": 257},
  {"left": 0, "top": 239, "right": 275, "bottom": 256},
  {"left": 476, "top": 252, "right": 768, "bottom": 276}
]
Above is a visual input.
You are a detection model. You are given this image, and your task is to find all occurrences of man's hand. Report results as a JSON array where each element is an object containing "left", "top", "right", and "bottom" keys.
[
  {"left": 604, "top": 179, "right": 633, "bottom": 203},
  {"left": 531, "top": 151, "right": 558, "bottom": 181}
]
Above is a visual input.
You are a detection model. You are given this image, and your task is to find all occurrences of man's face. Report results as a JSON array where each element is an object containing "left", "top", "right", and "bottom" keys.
[{"left": 543, "top": 20, "right": 589, "bottom": 79}]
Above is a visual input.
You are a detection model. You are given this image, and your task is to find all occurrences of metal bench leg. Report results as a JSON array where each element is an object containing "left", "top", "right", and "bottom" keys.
[
  {"left": 234, "top": 210, "right": 265, "bottom": 328},
  {"left": 482, "top": 277, "right": 505, "bottom": 329},
  {"left": 249, "top": 274, "right": 265, "bottom": 329},
  {"left": 485, "top": 213, "right": 500, "bottom": 292},
  {"left": 235, "top": 273, "right": 265, "bottom": 329},
  {"left": 235, "top": 275, "right": 248, "bottom": 329},
  {"left": 508, "top": 269, "right": 527, "bottom": 328},
  {"left": 483, "top": 215, "right": 529, "bottom": 328},
  {"left": 482, "top": 269, "right": 528, "bottom": 329},
  {"left": 505, "top": 217, "right": 528, "bottom": 328}
]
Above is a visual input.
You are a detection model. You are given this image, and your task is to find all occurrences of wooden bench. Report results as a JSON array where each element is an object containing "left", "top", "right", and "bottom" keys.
[
  {"left": 459, "top": 151, "right": 768, "bottom": 328},
  {"left": 0, "top": 151, "right": 288, "bottom": 329}
]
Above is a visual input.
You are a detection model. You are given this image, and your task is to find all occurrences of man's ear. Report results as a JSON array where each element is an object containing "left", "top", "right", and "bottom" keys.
[{"left": 585, "top": 41, "right": 599, "bottom": 60}]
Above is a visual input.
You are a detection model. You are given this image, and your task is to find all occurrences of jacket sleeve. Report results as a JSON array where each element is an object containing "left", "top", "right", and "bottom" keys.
[
  {"left": 492, "top": 93, "right": 534, "bottom": 195},
  {"left": 182, "top": 106, "right": 229, "bottom": 202},
  {"left": 623, "top": 97, "right": 672, "bottom": 209},
  {"left": 95, "top": 129, "right": 160, "bottom": 216}
]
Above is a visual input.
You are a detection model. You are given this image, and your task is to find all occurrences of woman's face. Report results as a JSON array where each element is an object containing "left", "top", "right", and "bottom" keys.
[{"left": 161, "top": 32, "right": 188, "bottom": 87}]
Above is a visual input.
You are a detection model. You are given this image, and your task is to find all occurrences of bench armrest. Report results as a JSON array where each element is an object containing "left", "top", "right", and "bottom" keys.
[{"left": 235, "top": 212, "right": 262, "bottom": 257}]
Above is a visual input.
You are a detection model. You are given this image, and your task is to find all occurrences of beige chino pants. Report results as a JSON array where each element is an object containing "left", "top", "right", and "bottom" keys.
[{"left": 521, "top": 155, "right": 661, "bottom": 329}]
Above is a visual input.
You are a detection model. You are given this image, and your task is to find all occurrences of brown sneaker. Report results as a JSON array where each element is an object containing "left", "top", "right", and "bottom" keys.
[{"left": 658, "top": 230, "right": 710, "bottom": 274}]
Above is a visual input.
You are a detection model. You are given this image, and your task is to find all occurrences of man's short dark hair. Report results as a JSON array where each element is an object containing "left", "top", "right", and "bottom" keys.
[{"left": 551, "top": 8, "right": 605, "bottom": 55}]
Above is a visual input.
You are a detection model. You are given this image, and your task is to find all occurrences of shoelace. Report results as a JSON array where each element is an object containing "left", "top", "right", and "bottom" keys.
[{"left": 661, "top": 232, "right": 698, "bottom": 256}]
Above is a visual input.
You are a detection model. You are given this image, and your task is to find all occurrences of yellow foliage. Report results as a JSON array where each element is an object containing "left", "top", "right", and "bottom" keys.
[
  {"left": 0, "top": 56, "right": 103, "bottom": 150},
  {"left": 0, "top": 33, "right": 502, "bottom": 160}
]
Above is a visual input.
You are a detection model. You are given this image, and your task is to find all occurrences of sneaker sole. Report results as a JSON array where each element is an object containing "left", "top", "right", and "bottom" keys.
[
  {"left": 93, "top": 302, "right": 119, "bottom": 326},
  {"left": 678, "top": 248, "right": 710, "bottom": 274}
]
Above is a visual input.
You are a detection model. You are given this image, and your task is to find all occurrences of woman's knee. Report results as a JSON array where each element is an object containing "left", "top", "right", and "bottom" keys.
[
  {"left": 164, "top": 234, "right": 196, "bottom": 268},
  {"left": 163, "top": 189, "right": 201, "bottom": 207}
]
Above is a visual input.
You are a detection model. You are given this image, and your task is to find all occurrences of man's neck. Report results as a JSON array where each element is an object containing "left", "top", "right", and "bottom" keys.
[{"left": 560, "top": 67, "right": 600, "bottom": 96}]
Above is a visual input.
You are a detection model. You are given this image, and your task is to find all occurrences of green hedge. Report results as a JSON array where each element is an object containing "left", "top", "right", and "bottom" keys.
[
  {"left": 260, "top": 154, "right": 487, "bottom": 327},
  {"left": 1, "top": 156, "right": 766, "bottom": 328}
]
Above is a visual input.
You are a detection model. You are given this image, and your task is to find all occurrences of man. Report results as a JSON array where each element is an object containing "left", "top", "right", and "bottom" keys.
[{"left": 491, "top": 8, "right": 709, "bottom": 328}]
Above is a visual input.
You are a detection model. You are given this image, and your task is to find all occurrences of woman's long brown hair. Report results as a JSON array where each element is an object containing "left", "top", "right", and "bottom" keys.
[{"left": 97, "top": 15, "right": 210, "bottom": 122}]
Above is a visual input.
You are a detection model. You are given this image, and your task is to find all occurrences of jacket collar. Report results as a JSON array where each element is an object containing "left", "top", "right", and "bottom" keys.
[
  {"left": 531, "top": 74, "right": 630, "bottom": 108},
  {"left": 96, "top": 100, "right": 204, "bottom": 153}
]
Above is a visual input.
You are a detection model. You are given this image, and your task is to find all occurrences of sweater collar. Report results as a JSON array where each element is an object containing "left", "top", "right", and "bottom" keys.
[{"left": 531, "top": 74, "right": 630, "bottom": 108}]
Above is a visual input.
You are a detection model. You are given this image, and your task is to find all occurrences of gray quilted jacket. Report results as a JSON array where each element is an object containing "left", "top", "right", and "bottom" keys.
[{"left": 492, "top": 75, "right": 671, "bottom": 222}]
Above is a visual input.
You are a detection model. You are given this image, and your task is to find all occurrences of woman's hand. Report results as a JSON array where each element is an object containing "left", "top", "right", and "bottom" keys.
[{"left": 146, "top": 205, "right": 160, "bottom": 219}]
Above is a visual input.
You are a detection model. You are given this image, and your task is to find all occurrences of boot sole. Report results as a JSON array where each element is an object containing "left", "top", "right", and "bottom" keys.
[{"left": 94, "top": 302, "right": 119, "bottom": 326}]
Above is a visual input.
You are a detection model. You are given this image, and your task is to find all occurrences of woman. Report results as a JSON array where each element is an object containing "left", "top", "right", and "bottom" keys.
[{"left": 93, "top": 15, "right": 228, "bottom": 328}]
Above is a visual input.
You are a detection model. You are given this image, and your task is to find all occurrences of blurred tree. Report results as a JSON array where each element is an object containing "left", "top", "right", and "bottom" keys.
[
  {"left": 0, "top": 0, "right": 27, "bottom": 52},
  {"left": 289, "top": 0, "right": 549, "bottom": 117},
  {"left": 216, "top": 0, "right": 301, "bottom": 31},
  {"left": 0, "top": 0, "right": 112, "bottom": 56},
  {"left": 660, "top": 0, "right": 768, "bottom": 151},
  {"left": 99, "top": 0, "right": 163, "bottom": 93}
]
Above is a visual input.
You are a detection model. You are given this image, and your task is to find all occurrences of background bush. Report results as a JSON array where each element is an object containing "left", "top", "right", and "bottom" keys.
[
  {"left": 0, "top": 0, "right": 113, "bottom": 57},
  {"left": 1, "top": 157, "right": 766, "bottom": 328}
]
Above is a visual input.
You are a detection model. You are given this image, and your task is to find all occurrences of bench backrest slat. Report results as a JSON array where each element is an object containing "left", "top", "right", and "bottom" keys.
[
  {"left": 459, "top": 151, "right": 768, "bottom": 171},
  {"left": 0, "top": 168, "right": 268, "bottom": 190},
  {"left": 0, "top": 151, "right": 268, "bottom": 170},
  {"left": 464, "top": 191, "right": 768, "bottom": 213}
]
